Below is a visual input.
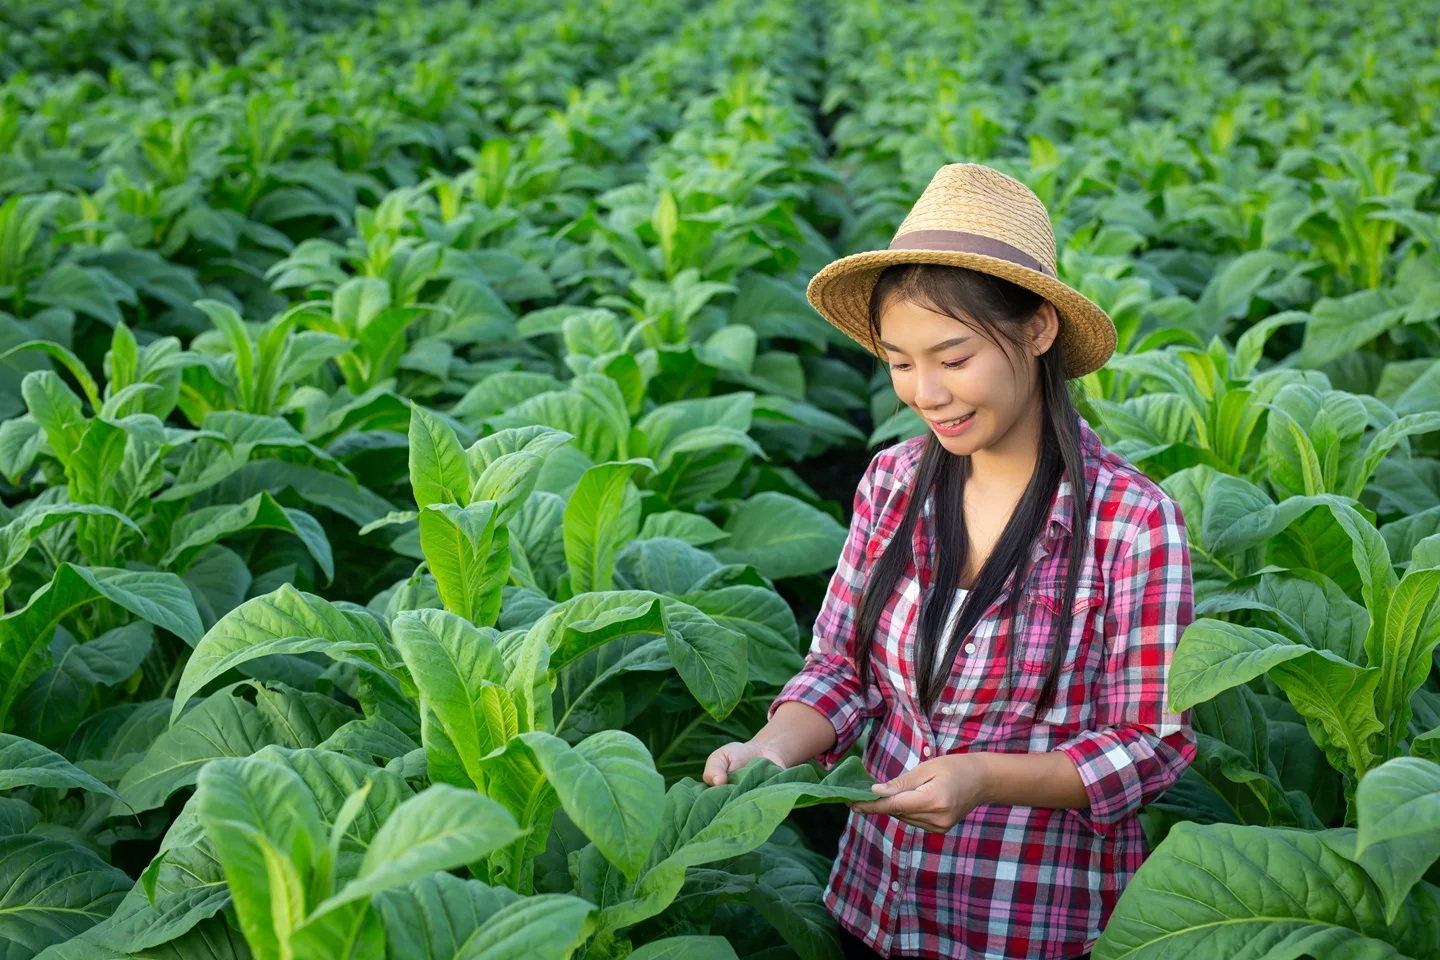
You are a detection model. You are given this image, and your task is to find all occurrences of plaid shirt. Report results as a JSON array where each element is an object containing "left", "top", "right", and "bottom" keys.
[{"left": 772, "top": 415, "right": 1196, "bottom": 960}]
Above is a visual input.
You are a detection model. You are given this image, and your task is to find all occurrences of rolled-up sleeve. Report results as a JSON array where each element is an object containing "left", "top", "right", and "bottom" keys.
[
  {"left": 769, "top": 450, "right": 887, "bottom": 768},
  {"left": 1057, "top": 495, "right": 1198, "bottom": 836}
]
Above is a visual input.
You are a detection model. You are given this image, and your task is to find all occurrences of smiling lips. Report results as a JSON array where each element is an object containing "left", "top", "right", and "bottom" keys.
[{"left": 928, "top": 412, "right": 976, "bottom": 436}]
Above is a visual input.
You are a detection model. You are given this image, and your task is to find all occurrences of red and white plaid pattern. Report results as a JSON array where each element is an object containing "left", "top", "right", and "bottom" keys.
[{"left": 771, "top": 415, "right": 1197, "bottom": 960}]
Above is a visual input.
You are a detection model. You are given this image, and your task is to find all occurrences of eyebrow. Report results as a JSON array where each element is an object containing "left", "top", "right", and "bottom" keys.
[{"left": 877, "top": 336, "right": 971, "bottom": 354}]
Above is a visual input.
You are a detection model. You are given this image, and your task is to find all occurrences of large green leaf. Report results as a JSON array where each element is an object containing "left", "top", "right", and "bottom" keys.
[
  {"left": 1196, "top": 569, "right": 1368, "bottom": 663},
  {"left": 660, "top": 598, "right": 749, "bottom": 721},
  {"left": 1352, "top": 757, "right": 1440, "bottom": 923},
  {"left": 0, "top": 798, "right": 39, "bottom": 835},
  {"left": 453, "top": 895, "right": 597, "bottom": 960},
  {"left": 33, "top": 262, "right": 129, "bottom": 327},
  {"left": 409, "top": 404, "right": 471, "bottom": 509},
  {"left": 119, "top": 686, "right": 286, "bottom": 813},
  {"left": 0, "top": 836, "right": 131, "bottom": 958},
  {"left": 212, "top": 460, "right": 394, "bottom": 529},
  {"left": 491, "top": 390, "right": 620, "bottom": 464},
  {"left": 67, "top": 698, "right": 172, "bottom": 783},
  {"left": 418, "top": 502, "right": 510, "bottom": 627},
  {"left": 1301, "top": 290, "right": 1408, "bottom": 370},
  {"left": 1267, "top": 503, "right": 1394, "bottom": 615},
  {"left": 0, "top": 564, "right": 201, "bottom": 727},
  {"left": 319, "top": 716, "right": 419, "bottom": 767},
  {"left": 374, "top": 874, "right": 520, "bottom": 959},
  {"left": 532, "top": 593, "right": 668, "bottom": 668},
  {"left": 68, "top": 419, "right": 130, "bottom": 520},
  {"left": 391, "top": 608, "right": 509, "bottom": 790},
  {"left": 466, "top": 426, "right": 574, "bottom": 524},
  {"left": 163, "top": 411, "right": 340, "bottom": 501},
  {"left": 0, "top": 416, "right": 44, "bottom": 484},
  {"left": 524, "top": 592, "right": 746, "bottom": 720},
  {"left": 195, "top": 756, "right": 328, "bottom": 960},
  {"left": 250, "top": 685, "right": 357, "bottom": 753},
  {"left": 551, "top": 636, "right": 672, "bottom": 740},
  {"left": 0, "top": 734, "right": 121, "bottom": 800},
  {"left": 563, "top": 459, "right": 653, "bottom": 594},
  {"left": 169, "top": 584, "right": 400, "bottom": 725},
  {"left": 518, "top": 730, "right": 664, "bottom": 881},
  {"left": 615, "top": 537, "right": 721, "bottom": 595},
  {"left": 680, "top": 584, "right": 803, "bottom": 688},
  {"left": 22, "top": 370, "right": 85, "bottom": 467},
  {"left": 740, "top": 844, "right": 842, "bottom": 960},
  {"left": 162, "top": 492, "right": 333, "bottom": 582},
  {"left": 1169, "top": 619, "right": 1382, "bottom": 778},
  {"left": 246, "top": 746, "right": 413, "bottom": 870},
  {"left": 637, "top": 511, "right": 728, "bottom": 547},
  {"left": 309, "top": 784, "right": 522, "bottom": 915},
  {"left": 585, "top": 758, "right": 875, "bottom": 938},
  {"left": 1372, "top": 568, "right": 1440, "bottom": 759},
  {"left": 0, "top": 504, "right": 141, "bottom": 583},
  {"left": 78, "top": 915, "right": 250, "bottom": 960},
  {"left": 14, "top": 622, "right": 152, "bottom": 746},
  {"left": 1199, "top": 474, "right": 1343, "bottom": 556},
  {"left": 1233, "top": 311, "right": 1311, "bottom": 378},
  {"left": 1090, "top": 393, "right": 1196, "bottom": 465},
  {"left": 1203, "top": 478, "right": 1396, "bottom": 633},
  {"left": 1092, "top": 821, "right": 1440, "bottom": 959},
  {"left": 1346, "top": 413, "right": 1440, "bottom": 499},
  {"left": 629, "top": 937, "right": 739, "bottom": 960},
  {"left": 713, "top": 493, "right": 846, "bottom": 580},
  {"left": 1178, "top": 686, "right": 1316, "bottom": 829},
  {"left": 453, "top": 371, "right": 564, "bottom": 424},
  {"left": 76, "top": 807, "right": 229, "bottom": 954},
  {"left": 0, "top": 340, "right": 101, "bottom": 412},
  {"left": 476, "top": 734, "right": 558, "bottom": 891},
  {"left": 1264, "top": 386, "right": 1368, "bottom": 497},
  {"left": 94, "top": 746, "right": 409, "bottom": 955}
]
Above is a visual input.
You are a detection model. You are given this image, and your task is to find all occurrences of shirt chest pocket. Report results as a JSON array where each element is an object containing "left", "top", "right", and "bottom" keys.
[{"left": 1013, "top": 580, "right": 1103, "bottom": 676}]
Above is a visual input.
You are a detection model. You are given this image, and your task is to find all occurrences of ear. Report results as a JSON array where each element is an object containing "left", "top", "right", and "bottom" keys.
[{"left": 1029, "top": 301, "right": 1060, "bottom": 356}]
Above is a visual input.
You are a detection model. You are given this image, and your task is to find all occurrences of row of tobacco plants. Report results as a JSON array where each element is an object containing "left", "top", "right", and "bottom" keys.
[
  {"left": 3, "top": 0, "right": 1440, "bottom": 957},
  {"left": 1, "top": 0, "right": 883, "bottom": 958}
]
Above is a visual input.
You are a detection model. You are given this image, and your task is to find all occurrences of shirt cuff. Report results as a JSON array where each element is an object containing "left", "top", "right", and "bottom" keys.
[
  {"left": 1057, "top": 727, "right": 1190, "bottom": 836},
  {"left": 769, "top": 655, "right": 874, "bottom": 769}
]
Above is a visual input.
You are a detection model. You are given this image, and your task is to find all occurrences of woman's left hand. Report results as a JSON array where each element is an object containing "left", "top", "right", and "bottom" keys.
[{"left": 848, "top": 753, "right": 991, "bottom": 834}]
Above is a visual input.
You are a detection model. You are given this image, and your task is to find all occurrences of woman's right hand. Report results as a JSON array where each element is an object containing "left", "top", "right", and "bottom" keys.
[{"left": 702, "top": 740, "right": 791, "bottom": 786}]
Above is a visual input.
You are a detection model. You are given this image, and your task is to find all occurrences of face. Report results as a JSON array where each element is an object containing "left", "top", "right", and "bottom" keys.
[{"left": 876, "top": 297, "right": 1059, "bottom": 459}]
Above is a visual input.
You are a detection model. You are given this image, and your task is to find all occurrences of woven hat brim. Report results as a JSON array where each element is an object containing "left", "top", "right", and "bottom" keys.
[{"left": 805, "top": 249, "right": 1116, "bottom": 379}]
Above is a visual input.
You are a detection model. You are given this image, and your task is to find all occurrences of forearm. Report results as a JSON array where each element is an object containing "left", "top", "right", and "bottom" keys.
[
  {"left": 976, "top": 750, "right": 1090, "bottom": 809},
  {"left": 752, "top": 700, "right": 840, "bottom": 767}
]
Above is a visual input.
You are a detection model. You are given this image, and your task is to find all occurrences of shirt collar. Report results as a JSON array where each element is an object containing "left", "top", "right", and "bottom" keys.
[{"left": 1044, "top": 412, "right": 1105, "bottom": 543}]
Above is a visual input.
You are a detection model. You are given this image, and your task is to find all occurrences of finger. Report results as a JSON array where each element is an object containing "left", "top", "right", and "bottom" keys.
[
  {"left": 702, "top": 745, "right": 740, "bottom": 786},
  {"left": 870, "top": 761, "right": 938, "bottom": 797},
  {"left": 850, "top": 790, "right": 933, "bottom": 817}
]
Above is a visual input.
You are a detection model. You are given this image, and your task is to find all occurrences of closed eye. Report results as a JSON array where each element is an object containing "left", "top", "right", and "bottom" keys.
[{"left": 888, "top": 358, "right": 969, "bottom": 371}]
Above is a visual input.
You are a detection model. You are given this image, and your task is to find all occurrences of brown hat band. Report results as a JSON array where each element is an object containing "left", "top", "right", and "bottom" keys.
[{"left": 887, "top": 229, "right": 1056, "bottom": 278}]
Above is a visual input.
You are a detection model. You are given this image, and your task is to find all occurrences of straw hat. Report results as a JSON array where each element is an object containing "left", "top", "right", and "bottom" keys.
[{"left": 807, "top": 163, "right": 1115, "bottom": 378}]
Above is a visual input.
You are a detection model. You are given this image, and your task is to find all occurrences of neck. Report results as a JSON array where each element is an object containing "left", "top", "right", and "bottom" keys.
[{"left": 970, "top": 394, "right": 1045, "bottom": 491}]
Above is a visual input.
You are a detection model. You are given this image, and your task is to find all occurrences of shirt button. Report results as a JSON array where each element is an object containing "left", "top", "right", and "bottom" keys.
[
  {"left": 921, "top": 746, "right": 931, "bottom": 757},
  {"left": 890, "top": 880, "right": 901, "bottom": 892},
  {"left": 964, "top": 642, "right": 976, "bottom": 655}
]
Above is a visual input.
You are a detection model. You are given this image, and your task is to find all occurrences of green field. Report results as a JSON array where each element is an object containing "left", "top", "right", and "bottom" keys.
[{"left": 3, "top": 0, "right": 1440, "bottom": 957}]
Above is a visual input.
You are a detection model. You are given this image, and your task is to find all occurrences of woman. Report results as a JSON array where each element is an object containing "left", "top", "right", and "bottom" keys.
[{"left": 702, "top": 164, "right": 1197, "bottom": 960}]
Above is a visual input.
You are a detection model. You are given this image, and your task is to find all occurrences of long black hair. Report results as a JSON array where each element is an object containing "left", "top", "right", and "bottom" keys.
[{"left": 853, "top": 263, "right": 1091, "bottom": 717}]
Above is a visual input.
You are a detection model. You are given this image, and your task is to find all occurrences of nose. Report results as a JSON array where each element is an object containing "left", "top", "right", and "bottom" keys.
[{"left": 912, "top": 366, "right": 951, "bottom": 410}]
